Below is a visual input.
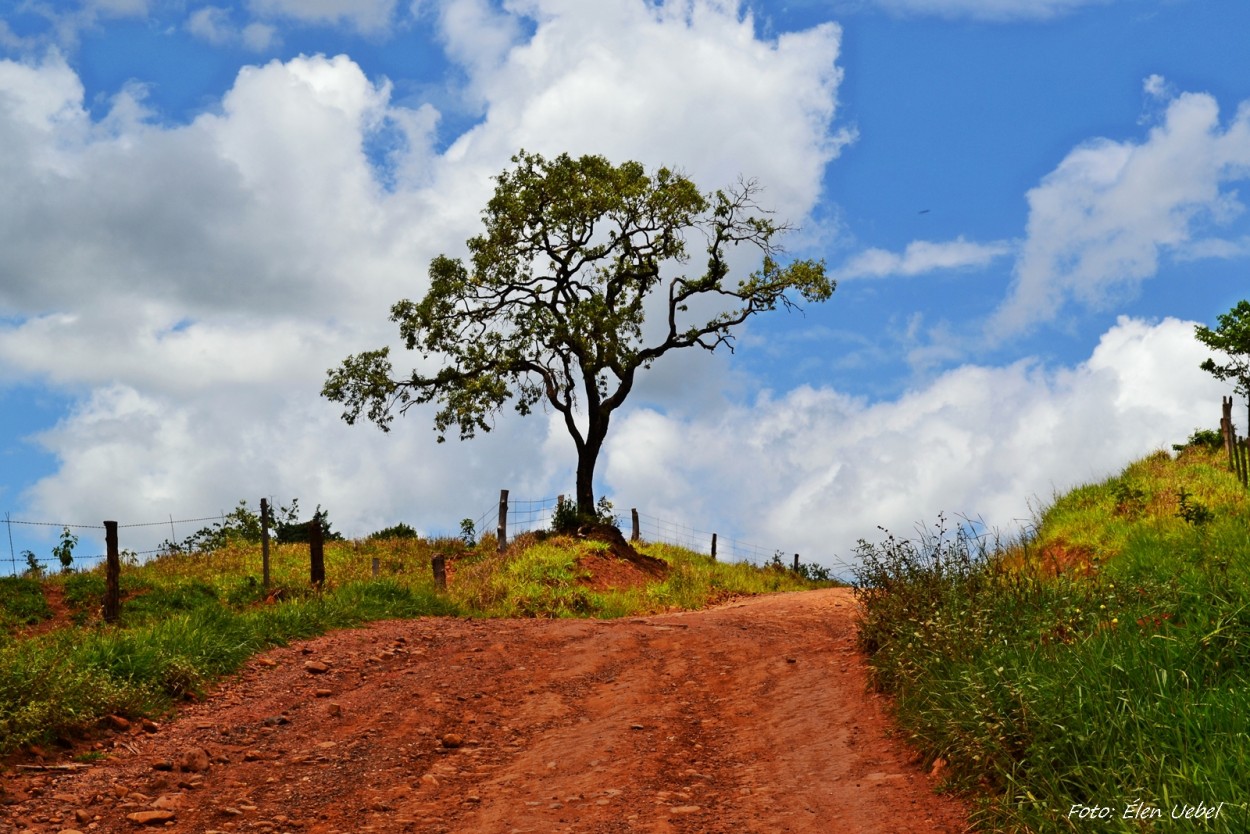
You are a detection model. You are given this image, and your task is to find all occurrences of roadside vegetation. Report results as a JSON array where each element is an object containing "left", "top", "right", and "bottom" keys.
[
  {"left": 0, "top": 518, "right": 827, "bottom": 758},
  {"left": 855, "top": 438, "right": 1250, "bottom": 833}
]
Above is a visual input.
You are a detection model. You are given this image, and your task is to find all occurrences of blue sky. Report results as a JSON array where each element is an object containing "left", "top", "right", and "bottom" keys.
[{"left": 0, "top": 0, "right": 1245, "bottom": 572}]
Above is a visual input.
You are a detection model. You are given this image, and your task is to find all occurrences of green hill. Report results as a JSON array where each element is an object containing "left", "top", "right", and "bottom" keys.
[{"left": 855, "top": 443, "right": 1250, "bottom": 833}]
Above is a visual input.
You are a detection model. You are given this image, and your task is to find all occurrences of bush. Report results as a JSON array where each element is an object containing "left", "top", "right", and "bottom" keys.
[
  {"left": 367, "top": 522, "right": 419, "bottom": 540},
  {"left": 551, "top": 496, "right": 617, "bottom": 534}
]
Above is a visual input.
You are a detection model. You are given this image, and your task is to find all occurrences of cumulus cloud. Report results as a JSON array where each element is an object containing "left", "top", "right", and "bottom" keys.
[
  {"left": 446, "top": 0, "right": 852, "bottom": 218},
  {"left": 0, "top": 1, "right": 849, "bottom": 551},
  {"left": 991, "top": 89, "right": 1250, "bottom": 339},
  {"left": 834, "top": 237, "right": 1013, "bottom": 281},
  {"left": 605, "top": 317, "right": 1227, "bottom": 573},
  {"left": 869, "top": 0, "right": 1111, "bottom": 20}
]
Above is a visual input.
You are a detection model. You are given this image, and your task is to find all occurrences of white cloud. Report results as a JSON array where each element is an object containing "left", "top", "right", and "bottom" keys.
[
  {"left": 187, "top": 6, "right": 236, "bottom": 46},
  {"left": 432, "top": 0, "right": 523, "bottom": 83},
  {"left": 605, "top": 317, "right": 1228, "bottom": 573},
  {"left": 447, "top": 0, "right": 852, "bottom": 219},
  {"left": 0, "top": 0, "right": 151, "bottom": 53},
  {"left": 0, "top": 2, "right": 849, "bottom": 549},
  {"left": 834, "top": 236, "right": 1013, "bottom": 280},
  {"left": 241, "top": 21, "right": 278, "bottom": 51},
  {"left": 991, "top": 89, "right": 1250, "bottom": 339},
  {"left": 246, "top": 0, "right": 398, "bottom": 34},
  {"left": 870, "top": 0, "right": 1112, "bottom": 21}
]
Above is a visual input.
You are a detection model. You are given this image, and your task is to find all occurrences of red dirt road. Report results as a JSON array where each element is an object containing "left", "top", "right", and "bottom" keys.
[{"left": 1, "top": 588, "right": 969, "bottom": 834}]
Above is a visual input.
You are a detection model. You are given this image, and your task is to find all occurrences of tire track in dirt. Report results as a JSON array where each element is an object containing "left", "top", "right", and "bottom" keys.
[{"left": 0, "top": 588, "right": 968, "bottom": 834}]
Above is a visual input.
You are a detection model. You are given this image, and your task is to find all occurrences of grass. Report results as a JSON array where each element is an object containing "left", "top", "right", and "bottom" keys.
[
  {"left": 855, "top": 445, "right": 1250, "bottom": 833},
  {"left": 0, "top": 577, "right": 51, "bottom": 630},
  {"left": 0, "top": 527, "right": 827, "bottom": 757}
]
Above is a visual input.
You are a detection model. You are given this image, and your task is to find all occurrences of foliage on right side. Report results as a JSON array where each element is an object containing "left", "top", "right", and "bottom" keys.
[{"left": 854, "top": 441, "right": 1250, "bottom": 833}]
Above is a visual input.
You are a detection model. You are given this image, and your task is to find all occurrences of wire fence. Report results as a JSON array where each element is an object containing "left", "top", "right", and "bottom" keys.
[
  {"left": 1, "top": 512, "right": 231, "bottom": 577},
  {"left": 463, "top": 492, "right": 849, "bottom": 574},
  {"left": 3, "top": 493, "right": 846, "bottom": 579}
]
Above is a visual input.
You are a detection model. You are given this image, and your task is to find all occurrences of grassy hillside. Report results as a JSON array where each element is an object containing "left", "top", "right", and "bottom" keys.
[
  {"left": 855, "top": 444, "right": 1250, "bottom": 833},
  {"left": 0, "top": 530, "right": 823, "bottom": 758}
]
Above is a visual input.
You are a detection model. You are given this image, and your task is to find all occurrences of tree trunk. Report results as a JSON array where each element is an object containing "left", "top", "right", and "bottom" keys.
[{"left": 575, "top": 416, "right": 609, "bottom": 517}]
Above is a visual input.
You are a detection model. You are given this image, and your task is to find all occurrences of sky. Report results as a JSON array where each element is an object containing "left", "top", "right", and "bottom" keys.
[{"left": 0, "top": 0, "right": 1246, "bottom": 575}]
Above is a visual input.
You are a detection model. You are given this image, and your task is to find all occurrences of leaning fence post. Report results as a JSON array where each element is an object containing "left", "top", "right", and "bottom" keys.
[
  {"left": 710, "top": 533, "right": 717, "bottom": 561},
  {"left": 497, "top": 489, "right": 509, "bottom": 553},
  {"left": 260, "top": 498, "right": 271, "bottom": 590},
  {"left": 103, "top": 521, "right": 120, "bottom": 624},
  {"left": 432, "top": 553, "right": 447, "bottom": 590},
  {"left": 309, "top": 518, "right": 325, "bottom": 589},
  {"left": 631, "top": 508, "right": 640, "bottom": 542}
]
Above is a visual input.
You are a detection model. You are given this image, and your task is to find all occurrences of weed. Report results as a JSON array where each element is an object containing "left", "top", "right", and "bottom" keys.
[{"left": 1177, "top": 488, "right": 1215, "bottom": 526}]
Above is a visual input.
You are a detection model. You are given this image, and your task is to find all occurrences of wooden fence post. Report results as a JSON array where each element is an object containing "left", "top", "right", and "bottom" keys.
[
  {"left": 309, "top": 518, "right": 325, "bottom": 588},
  {"left": 497, "top": 489, "right": 509, "bottom": 553},
  {"left": 103, "top": 521, "right": 120, "bottom": 624},
  {"left": 1235, "top": 437, "right": 1245, "bottom": 490},
  {"left": 260, "top": 497, "right": 271, "bottom": 590},
  {"left": 793, "top": 553, "right": 800, "bottom": 572},
  {"left": 432, "top": 554, "right": 447, "bottom": 590},
  {"left": 372, "top": 557, "right": 380, "bottom": 578},
  {"left": 710, "top": 533, "right": 717, "bottom": 561},
  {"left": 631, "top": 508, "right": 640, "bottom": 542},
  {"left": 1223, "top": 397, "right": 1235, "bottom": 471}
]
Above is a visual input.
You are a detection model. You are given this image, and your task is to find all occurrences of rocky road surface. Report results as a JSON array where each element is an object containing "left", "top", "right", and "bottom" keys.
[{"left": 1, "top": 588, "right": 969, "bottom": 833}]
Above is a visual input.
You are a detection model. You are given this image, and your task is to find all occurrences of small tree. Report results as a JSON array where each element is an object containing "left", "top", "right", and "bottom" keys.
[
  {"left": 324, "top": 151, "right": 833, "bottom": 515},
  {"left": 52, "top": 527, "right": 77, "bottom": 573},
  {"left": 1196, "top": 299, "right": 1250, "bottom": 432}
]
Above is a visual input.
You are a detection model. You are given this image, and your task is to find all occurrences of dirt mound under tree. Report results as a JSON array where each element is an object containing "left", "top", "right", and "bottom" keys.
[{"left": 574, "top": 522, "right": 670, "bottom": 579}]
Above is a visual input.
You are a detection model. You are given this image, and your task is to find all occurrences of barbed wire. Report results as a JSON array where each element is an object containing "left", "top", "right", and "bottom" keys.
[
  {"left": 4, "top": 519, "right": 105, "bottom": 530},
  {"left": 119, "top": 515, "right": 226, "bottom": 529},
  {"left": 3, "top": 514, "right": 229, "bottom": 531}
]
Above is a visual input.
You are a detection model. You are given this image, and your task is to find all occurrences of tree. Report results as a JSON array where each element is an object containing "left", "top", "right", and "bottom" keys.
[
  {"left": 1196, "top": 299, "right": 1250, "bottom": 433},
  {"left": 323, "top": 151, "right": 833, "bottom": 516}
]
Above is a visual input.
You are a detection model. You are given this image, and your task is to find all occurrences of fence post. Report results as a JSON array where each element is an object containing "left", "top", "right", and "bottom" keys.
[
  {"left": 432, "top": 553, "right": 447, "bottom": 590},
  {"left": 497, "top": 489, "right": 509, "bottom": 553},
  {"left": 1223, "top": 397, "right": 1235, "bottom": 471},
  {"left": 103, "top": 521, "right": 120, "bottom": 624},
  {"left": 711, "top": 533, "right": 717, "bottom": 561},
  {"left": 372, "top": 557, "right": 380, "bottom": 578},
  {"left": 794, "top": 553, "right": 800, "bottom": 572},
  {"left": 1235, "top": 437, "right": 1245, "bottom": 490},
  {"left": 631, "top": 508, "right": 640, "bottom": 542},
  {"left": 260, "top": 498, "right": 271, "bottom": 590},
  {"left": 309, "top": 518, "right": 325, "bottom": 589}
]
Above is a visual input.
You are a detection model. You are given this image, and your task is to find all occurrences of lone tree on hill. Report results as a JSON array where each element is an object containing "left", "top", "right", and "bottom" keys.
[
  {"left": 1196, "top": 299, "right": 1250, "bottom": 432},
  {"left": 323, "top": 151, "right": 833, "bottom": 517}
]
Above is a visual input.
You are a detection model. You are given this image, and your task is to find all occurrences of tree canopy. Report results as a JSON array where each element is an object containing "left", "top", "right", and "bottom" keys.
[
  {"left": 323, "top": 151, "right": 833, "bottom": 515},
  {"left": 1196, "top": 299, "right": 1250, "bottom": 431}
]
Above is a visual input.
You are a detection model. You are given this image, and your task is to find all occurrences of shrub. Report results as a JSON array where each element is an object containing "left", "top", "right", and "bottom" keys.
[{"left": 367, "top": 522, "right": 420, "bottom": 540}]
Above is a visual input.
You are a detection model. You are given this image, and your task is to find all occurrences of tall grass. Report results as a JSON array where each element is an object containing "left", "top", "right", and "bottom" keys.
[{"left": 855, "top": 447, "right": 1250, "bottom": 832}]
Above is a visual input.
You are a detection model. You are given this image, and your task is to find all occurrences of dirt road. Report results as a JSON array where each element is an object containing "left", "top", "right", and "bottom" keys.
[{"left": 1, "top": 588, "right": 969, "bottom": 833}]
